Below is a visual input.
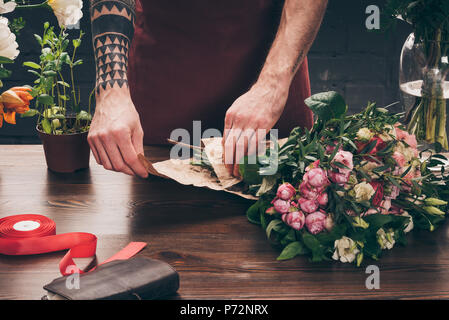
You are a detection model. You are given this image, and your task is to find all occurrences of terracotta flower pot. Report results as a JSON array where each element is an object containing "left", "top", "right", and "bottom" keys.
[{"left": 37, "top": 126, "right": 90, "bottom": 173}]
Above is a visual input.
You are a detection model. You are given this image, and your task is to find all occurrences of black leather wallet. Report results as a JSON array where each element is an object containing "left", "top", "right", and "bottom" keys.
[{"left": 43, "top": 257, "right": 179, "bottom": 300}]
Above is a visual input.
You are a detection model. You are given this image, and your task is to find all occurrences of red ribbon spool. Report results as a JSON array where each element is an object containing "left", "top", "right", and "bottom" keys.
[{"left": 0, "top": 214, "right": 146, "bottom": 276}]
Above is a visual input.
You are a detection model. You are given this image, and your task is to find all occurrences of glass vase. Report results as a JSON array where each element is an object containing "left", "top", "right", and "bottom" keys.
[{"left": 399, "top": 32, "right": 449, "bottom": 150}]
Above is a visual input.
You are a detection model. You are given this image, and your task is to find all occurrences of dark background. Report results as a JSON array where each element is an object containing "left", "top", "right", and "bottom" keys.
[{"left": 0, "top": 0, "right": 413, "bottom": 144}]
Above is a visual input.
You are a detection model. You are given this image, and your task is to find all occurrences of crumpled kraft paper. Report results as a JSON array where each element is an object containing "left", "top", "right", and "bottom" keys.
[{"left": 138, "top": 137, "right": 257, "bottom": 200}]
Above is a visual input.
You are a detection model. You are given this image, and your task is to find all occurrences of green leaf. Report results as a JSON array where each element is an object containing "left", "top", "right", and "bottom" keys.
[
  {"left": 41, "top": 118, "right": 52, "bottom": 134},
  {"left": 73, "top": 59, "right": 83, "bottom": 66},
  {"left": 57, "top": 81, "right": 70, "bottom": 87},
  {"left": 37, "top": 94, "right": 54, "bottom": 105},
  {"left": 23, "top": 61, "right": 41, "bottom": 70},
  {"left": 0, "top": 66, "right": 12, "bottom": 78},
  {"left": 34, "top": 34, "right": 43, "bottom": 45},
  {"left": 60, "top": 52, "right": 71, "bottom": 64},
  {"left": 246, "top": 201, "right": 261, "bottom": 225},
  {"left": 0, "top": 56, "right": 14, "bottom": 64},
  {"left": 256, "top": 175, "right": 278, "bottom": 196},
  {"left": 43, "top": 70, "right": 57, "bottom": 77},
  {"left": 266, "top": 219, "right": 283, "bottom": 239},
  {"left": 76, "top": 110, "right": 92, "bottom": 122},
  {"left": 239, "top": 154, "right": 262, "bottom": 185},
  {"left": 304, "top": 91, "right": 348, "bottom": 122},
  {"left": 302, "top": 232, "right": 327, "bottom": 262},
  {"left": 363, "top": 214, "right": 393, "bottom": 231},
  {"left": 277, "top": 241, "right": 306, "bottom": 260},
  {"left": 20, "top": 109, "right": 39, "bottom": 118}
]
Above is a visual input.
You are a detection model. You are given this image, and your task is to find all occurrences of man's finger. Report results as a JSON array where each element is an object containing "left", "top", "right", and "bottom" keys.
[
  {"left": 224, "top": 127, "right": 242, "bottom": 173},
  {"left": 88, "top": 136, "right": 101, "bottom": 165},
  {"left": 100, "top": 135, "right": 134, "bottom": 176},
  {"left": 119, "top": 133, "right": 148, "bottom": 178},
  {"left": 95, "top": 138, "right": 114, "bottom": 171},
  {"left": 233, "top": 129, "right": 254, "bottom": 178}
]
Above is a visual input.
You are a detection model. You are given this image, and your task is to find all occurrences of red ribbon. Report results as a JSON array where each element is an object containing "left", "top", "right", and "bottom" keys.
[{"left": 0, "top": 214, "right": 146, "bottom": 276}]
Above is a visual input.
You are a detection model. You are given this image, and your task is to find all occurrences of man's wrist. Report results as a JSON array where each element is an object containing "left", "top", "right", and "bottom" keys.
[
  {"left": 254, "top": 70, "right": 291, "bottom": 98},
  {"left": 95, "top": 86, "right": 131, "bottom": 104}
]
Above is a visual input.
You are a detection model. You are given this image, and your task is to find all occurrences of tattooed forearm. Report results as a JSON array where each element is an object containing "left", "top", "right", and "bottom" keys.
[{"left": 90, "top": 0, "right": 136, "bottom": 94}]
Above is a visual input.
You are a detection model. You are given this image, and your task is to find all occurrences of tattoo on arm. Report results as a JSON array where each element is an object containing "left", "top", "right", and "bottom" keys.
[
  {"left": 90, "top": 0, "right": 136, "bottom": 94},
  {"left": 291, "top": 49, "right": 304, "bottom": 74}
]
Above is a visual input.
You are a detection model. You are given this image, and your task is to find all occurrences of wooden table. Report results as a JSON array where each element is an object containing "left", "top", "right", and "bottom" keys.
[{"left": 1, "top": 145, "right": 449, "bottom": 300}]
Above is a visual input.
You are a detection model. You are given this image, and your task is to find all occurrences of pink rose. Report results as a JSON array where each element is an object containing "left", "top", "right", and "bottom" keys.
[
  {"left": 395, "top": 124, "right": 418, "bottom": 149},
  {"left": 299, "top": 181, "right": 319, "bottom": 200},
  {"left": 392, "top": 151, "right": 407, "bottom": 167},
  {"left": 304, "top": 168, "right": 329, "bottom": 188},
  {"left": 404, "top": 134, "right": 418, "bottom": 150},
  {"left": 298, "top": 197, "right": 319, "bottom": 214},
  {"left": 328, "top": 170, "right": 350, "bottom": 185},
  {"left": 282, "top": 211, "right": 306, "bottom": 231},
  {"left": 394, "top": 124, "right": 408, "bottom": 140},
  {"left": 305, "top": 211, "right": 327, "bottom": 235},
  {"left": 272, "top": 198, "right": 290, "bottom": 214},
  {"left": 317, "top": 192, "right": 328, "bottom": 207},
  {"left": 306, "top": 160, "right": 321, "bottom": 172},
  {"left": 332, "top": 150, "right": 354, "bottom": 174},
  {"left": 276, "top": 183, "right": 296, "bottom": 200}
]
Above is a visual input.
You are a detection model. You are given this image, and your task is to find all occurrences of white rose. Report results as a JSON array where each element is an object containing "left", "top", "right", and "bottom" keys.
[
  {"left": 48, "top": 0, "right": 83, "bottom": 27},
  {"left": 356, "top": 128, "right": 374, "bottom": 141},
  {"left": 353, "top": 182, "right": 375, "bottom": 203},
  {"left": 0, "top": 0, "right": 16, "bottom": 14},
  {"left": 401, "top": 211, "right": 414, "bottom": 233},
  {"left": 0, "top": 17, "right": 19, "bottom": 60},
  {"left": 377, "top": 228, "right": 395, "bottom": 250},
  {"left": 332, "top": 236, "right": 360, "bottom": 263}
]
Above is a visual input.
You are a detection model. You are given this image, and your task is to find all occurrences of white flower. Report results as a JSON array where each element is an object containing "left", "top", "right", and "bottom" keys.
[
  {"left": 332, "top": 236, "right": 360, "bottom": 263},
  {"left": 48, "top": 0, "right": 83, "bottom": 27},
  {"left": 378, "top": 124, "right": 396, "bottom": 142},
  {"left": 357, "top": 128, "right": 374, "bottom": 141},
  {"left": 402, "top": 211, "right": 414, "bottom": 233},
  {"left": 0, "top": 17, "right": 19, "bottom": 60},
  {"left": 394, "top": 142, "right": 415, "bottom": 163},
  {"left": 353, "top": 182, "right": 375, "bottom": 203},
  {"left": 359, "top": 161, "right": 383, "bottom": 179},
  {"left": 377, "top": 228, "right": 395, "bottom": 250},
  {"left": 0, "top": 0, "right": 16, "bottom": 14}
]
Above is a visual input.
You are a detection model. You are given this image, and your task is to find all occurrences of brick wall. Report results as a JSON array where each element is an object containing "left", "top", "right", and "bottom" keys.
[{"left": 0, "top": 0, "right": 415, "bottom": 144}]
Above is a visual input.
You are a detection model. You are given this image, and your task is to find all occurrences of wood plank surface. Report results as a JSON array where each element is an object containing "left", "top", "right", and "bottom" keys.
[{"left": 1, "top": 145, "right": 449, "bottom": 300}]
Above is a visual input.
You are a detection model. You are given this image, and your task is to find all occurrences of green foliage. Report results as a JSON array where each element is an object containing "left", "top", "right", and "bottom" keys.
[
  {"left": 248, "top": 91, "right": 449, "bottom": 266},
  {"left": 23, "top": 22, "right": 91, "bottom": 135}
]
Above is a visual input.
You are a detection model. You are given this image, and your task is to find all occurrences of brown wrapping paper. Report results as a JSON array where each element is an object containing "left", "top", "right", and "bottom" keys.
[{"left": 138, "top": 137, "right": 257, "bottom": 200}]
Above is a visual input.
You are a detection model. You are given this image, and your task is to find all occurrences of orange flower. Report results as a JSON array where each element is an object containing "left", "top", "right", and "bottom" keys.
[{"left": 0, "top": 87, "right": 33, "bottom": 127}]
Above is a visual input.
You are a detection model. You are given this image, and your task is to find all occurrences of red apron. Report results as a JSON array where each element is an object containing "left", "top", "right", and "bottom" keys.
[{"left": 128, "top": 0, "right": 313, "bottom": 145}]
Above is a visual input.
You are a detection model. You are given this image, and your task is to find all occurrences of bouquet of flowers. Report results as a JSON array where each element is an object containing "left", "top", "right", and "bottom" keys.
[{"left": 244, "top": 91, "right": 449, "bottom": 266}]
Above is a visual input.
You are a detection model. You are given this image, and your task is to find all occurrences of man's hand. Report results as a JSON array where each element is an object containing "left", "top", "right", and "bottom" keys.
[
  {"left": 88, "top": 90, "right": 148, "bottom": 178},
  {"left": 223, "top": 0, "right": 327, "bottom": 178},
  {"left": 223, "top": 81, "right": 288, "bottom": 177}
]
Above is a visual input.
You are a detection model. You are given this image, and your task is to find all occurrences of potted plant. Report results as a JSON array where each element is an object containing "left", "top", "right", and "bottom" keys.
[{"left": 22, "top": 22, "right": 93, "bottom": 173}]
